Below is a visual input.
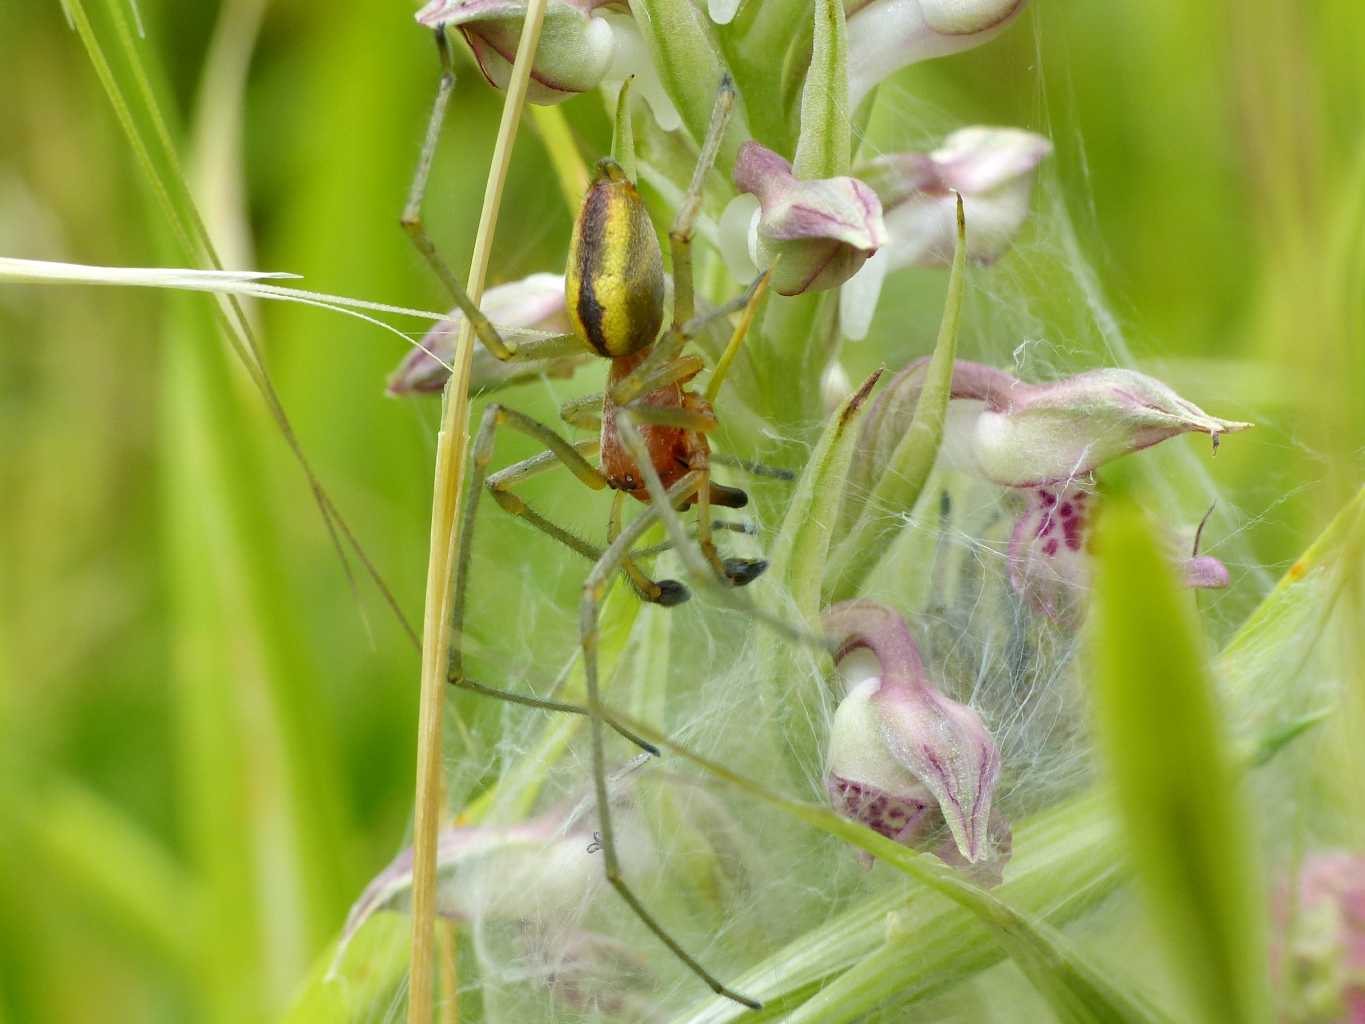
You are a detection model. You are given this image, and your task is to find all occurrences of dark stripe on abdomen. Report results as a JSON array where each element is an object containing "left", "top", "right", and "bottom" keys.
[{"left": 575, "top": 186, "right": 611, "bottom": 357}]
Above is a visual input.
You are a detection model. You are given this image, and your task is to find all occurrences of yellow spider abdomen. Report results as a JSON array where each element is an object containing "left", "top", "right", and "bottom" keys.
[{"left": 565, "top": 159, "right": 665, "bottom": 358}]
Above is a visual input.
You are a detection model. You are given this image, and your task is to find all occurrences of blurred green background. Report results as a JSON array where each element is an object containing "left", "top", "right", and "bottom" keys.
[{"left": 0, "top": 1, "right": 1360, "bottom": 1021}]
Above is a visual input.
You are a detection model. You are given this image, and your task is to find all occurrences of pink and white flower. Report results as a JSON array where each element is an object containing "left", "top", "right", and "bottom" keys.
[
  {"left": 846, "top": 0, "right": 1030, "bottom": 108},
  {"left": 823, "top": 600, "right": 1011, "bottom": 884},
  {"left": 841, "top": 126, "right": 1051, "bottom": 339},
  {"left": 729, "top": 141, "right": 888, "bottom": 296},
  {"left": 416, "top": 0, "right": 617, "bottom": 105}
]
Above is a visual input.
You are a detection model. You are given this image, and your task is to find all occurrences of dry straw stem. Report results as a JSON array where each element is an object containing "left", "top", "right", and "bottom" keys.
[{"left": 408, "top": 5, "right": 549, "bottom": 1022}]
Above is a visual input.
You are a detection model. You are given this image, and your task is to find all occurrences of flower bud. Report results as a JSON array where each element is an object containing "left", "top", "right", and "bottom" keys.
[
  {"left": 387, "top": 272, "right": 571, "bottom": 395},
  {"left": 1008, "top": 482, "right": 1231, "bottom": 622},
  {"left": 565, "top": 159, "right": 666, "bottom": 357},
  {"left": 823, "top": 601, "right": 1010, "bottom": 882},
  {"left": 865, "top": 359, "right": 1252, "bottom": 488},
  {"left": 333, "top": 795, "right": 657, "bottom": 973},
  {"left": 416, "top": 0, "right": 617, "bottom": 105},
  {"left": 1273, "top": 852, "right": 1365, "bottom": 1022},
  {"left": 841, "top": 126, "right": 1050, "bottom": 339},
  {"left": 846, "top": 0, "right": 1029, "bottom": 107},
  {"left": 732, "top": 141, "right": 888, "bottom": 296}
]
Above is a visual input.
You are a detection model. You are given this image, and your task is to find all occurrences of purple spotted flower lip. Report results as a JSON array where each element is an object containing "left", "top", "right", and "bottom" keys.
[
  {"left": 1008, "top": 482, "right": 1230, "bottom": 622},
  {"left": 846, "top": 0, "right": 1030, "bottom": 108},
  {"left": 416, "top": 0, "right": 617, "bottom": 105},
  {"left": 732, "top": 142, "right": 888, "bottom": 296},
  {"left": 822, "top": 601, "right": 1010, "bottom": 884},
  {"left": 387, "top": 272, "right": 571, "bottom": 395}
]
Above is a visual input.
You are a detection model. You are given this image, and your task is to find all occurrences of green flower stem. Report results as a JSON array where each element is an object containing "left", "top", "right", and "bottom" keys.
[{"left": 408, "top": 4, "right": 548, "bottom": 1021}]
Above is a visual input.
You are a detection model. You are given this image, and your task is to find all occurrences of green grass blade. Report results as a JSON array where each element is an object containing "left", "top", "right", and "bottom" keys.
[
  {"left": 283, "top": 915, "right": 410, "bottom": 1024},
  {"left": 64, "top": 0, "right": 417, "bottom": 647},
  {"left": 161, "top": 293, "right": 350, "bottom": 1019},
  {"left": 0, "top": 776, "right": 200, "bottom": 978},
  {"left": 1089, "top": 495, "right": 1272, "bottom": 1024}
]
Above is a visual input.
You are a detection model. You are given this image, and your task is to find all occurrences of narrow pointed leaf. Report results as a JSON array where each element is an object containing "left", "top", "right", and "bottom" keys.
[
  {"left": 612, "top": 75, "right": 639, "bottom": 182},
  {"left": 767, "top": 368, "right": 883, "bottom": 619},
  {"left": 792, "top": 0, "right": 849, "bottom": 180},
  {"left": 827, "top": 194, "right": 966, "bottom": 599},
  {"left": 1089, "top": 496, "right": 1272, "bottom": 1024}
]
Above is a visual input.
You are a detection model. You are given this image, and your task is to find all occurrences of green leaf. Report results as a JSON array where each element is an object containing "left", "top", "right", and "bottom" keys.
[
  {"left": 1089, "top": 496, "right": 1272, "bottom": 1024},
  {"left": 751, "top": 367, "right": 883, "bottom": 790},
  {"left": 792, "top": 0, "right": 849, "bottom": 180},
  {"left": 612, "top": 75, "right": 639, "bottom": 182},
  {"left": 284, "top": 914, "right": 410, "bottom": 1024},
  {"left": 630, "top": 0, "right": 750, "bottom": 169},
  {"left": 826, "top": 195, "right": 967, "bottom": 600},
  {"left": 767, "top": 369, "right": 884, "bottom": 620},
  {"left": 1218, "top": 486, "right": 1365, "bottom": 751},
  {"left": 63, "top": 0, "right": 416, "bottom": 649}
]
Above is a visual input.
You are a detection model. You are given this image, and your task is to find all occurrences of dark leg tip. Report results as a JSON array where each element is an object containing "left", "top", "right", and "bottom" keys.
[
  {"left": 722, "top": 558, "right": 768, "bottom": 586},
  {"left": 654, "top": 579, "right": 691, "bottom": 606}
]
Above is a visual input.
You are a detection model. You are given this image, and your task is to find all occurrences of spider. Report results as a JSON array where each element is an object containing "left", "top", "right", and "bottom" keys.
[{"left": 399, "top": 31, "right": 785, "bottom": 1010}]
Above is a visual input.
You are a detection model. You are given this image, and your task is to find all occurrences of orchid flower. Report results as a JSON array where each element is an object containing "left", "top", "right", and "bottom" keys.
[
  {"left": 841, "top": 126, "right": 1051, "bottom": 339},
  {"left": 414, "top": 1, "right": 682, "bottom": 127},
  {"left": 823, "top": 600, "right": 1011, "bottom": 885},
  {"left": 416, "top": 0, "right": 617, "bottom": 105},
  {"left": 862, "top": 358, "right": 1252, "bottom": 489},
  {"left": 846, "top": 0, "right": 1030, "bottom": 108},
  {"left": 856, "top": 358, "right": 1247, "bottom": 619},
  {"left": 728, "top": 141, "right": 888, "bottom": 296},
  {"left": 387, "top": 271, "right": 576, "bottom": 395}
]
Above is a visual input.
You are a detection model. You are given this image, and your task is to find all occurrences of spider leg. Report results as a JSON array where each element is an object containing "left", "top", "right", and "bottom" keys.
[
  {"left": 707, "top": 452, "right": 795, "bottom": 482},
  {"left": 608, "top": 491, "right": 689, "bottom": 606},
  {"left": 630, "top": 519, "right": 757, "bottom": 559},
  {"left": 482, "top": 439, "right": 689, "bottom": 606},
  {"left": 559, "top": 392, "right": 604, "bottom": 431},
  {"left": 608, "top": 353, "right": 706, "bottom": 407},
  {"left": 620, "top": 402, "right": 718, "bottom": 434},
  {"left": 668, "top": 76, "right": 736, "bottom": 330},
  {"left": 448, "top": 405, "right": 658, "bottom": 753},
  {"left": 704, "top": 268, "right": 769, "bottom": 403},
  {"left": 693, "top": 451, "right": 769, "bottom": 587},
  {"left": 401, "top": 30, "right": 516, "bottom": 361},
  {"left": 579, "top": 471, "right": 763, "bottom": 1011}
]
